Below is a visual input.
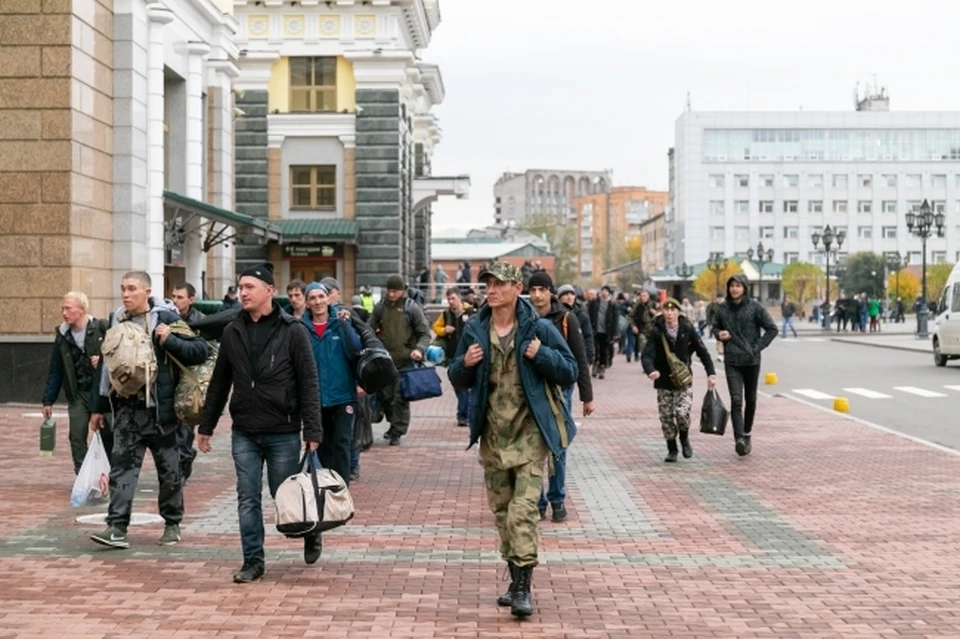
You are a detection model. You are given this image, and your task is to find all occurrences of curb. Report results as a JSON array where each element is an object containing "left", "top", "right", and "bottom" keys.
[{"left": 829, "top": 337, "right": 930, "bottom": 354}]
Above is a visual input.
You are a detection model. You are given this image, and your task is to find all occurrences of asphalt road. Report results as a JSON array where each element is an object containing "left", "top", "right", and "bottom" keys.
[{"left": 754, "top": 335, "right": 960, "bottom": 451}]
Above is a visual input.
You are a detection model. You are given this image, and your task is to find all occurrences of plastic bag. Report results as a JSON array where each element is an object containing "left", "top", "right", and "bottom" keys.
[
  {"left": 353, "top": 396, "right": 374, "bottom": 453},
  {"left": 71, "top": 433, "right": 111, "bottom": 507},
  {"left": 699, "top": 389, "right": 728, "bottom": 436}
]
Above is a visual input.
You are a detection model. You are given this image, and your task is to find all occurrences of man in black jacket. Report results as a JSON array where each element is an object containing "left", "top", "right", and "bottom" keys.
[
  {"left": 170, "top": 282, "right": 205, "bottom": 480},
  {"left": 588, "top": 286, "right": 619, "bottom": 379},
  {"left": 528, "top": 272, "right": 594, "bottom": 523},
  {"left": 557, "top": 284, "right": 594, "bottom": 364},
  {"left": 88, "top": 271, "right": 210, "bottom": 550},
  {"left": 197, "top": 262, "right": 323, "bottom": 583},
  {"left": 712, "top": 274, "right": 777, "bottom": 457}
]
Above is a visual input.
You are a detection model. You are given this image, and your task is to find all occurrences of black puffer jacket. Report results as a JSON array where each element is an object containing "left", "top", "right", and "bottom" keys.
[
  {"left": 567, "top": 300, "right": 595, "bottom": 363},
  {"left": 198, "top": 302, "right": 322, "bottom": 442},
  {"left": 641, "top": 315, "right": 716, "bottom": 390},
  {"left": 543, "top": 299, "right": 593, "bottom": 403},
  {"left": 712, "top": 274, "right": 777, "bottom": 367}
]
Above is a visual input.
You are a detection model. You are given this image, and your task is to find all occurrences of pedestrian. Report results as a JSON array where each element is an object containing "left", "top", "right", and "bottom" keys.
[
  {"left": 359, "top": 285, "right": 375, "bottom": 315},
  {"left": 434, "top": 264, "right": 449, "bottom": 303},
  {"left": 631, "top": 289, "right": 658, "bottom": 359},
  {"left": 42, "top": 291, "right": 110, "bottom": 475},
  {"left": 706, "top": 293, "right": 725, "bottom": 361},
  {"left": 869, "top": 296, "right": 881, "bottom": 332},
  {"left": 171, "top": 283, "right": 205, "bottom": 323},
  {"left": 447, "top": 261, "right": 578, "bottom": 618},
  {"left": 712, "top": 275, "right": 777, "bottom": 456},
  {"left": 89, "top": 272, "right": 210, "bottom": 549},
  {"left": 527, "top": 271, "right": 594, "bottom": 523},
  {"left": 196, "top": 262, "right": 324, "bottom": 583},
  {"left": 557, "top": 284, "right": 595, "bottom": 365},
  {"left": 370, "top": 274, "right": 432, "bottom": 446},
  {"left": 695, "top": 300, "right": 708, "bottom": 337},
  {"left": 641, "top": 297, "right": 716, "bottom": 462},
  {"left": 351, "top": 295, "right": 370, "bottom": 323},
  {"left": 780, "top": 295, "right": 798, "bottom": 338},
  {"left": 433, "top": 287, "right": 477, "bottom": 426},
  {"left": 283, "top": 279, "right": 307, "bottom": 321},
  {"left": 221, "top": 285, "right": 240, "bottom": 310},
  {"left": 681, "top": 297, "right": 696, "bottom": 321},
  {"left": 588, "top": 286, "right": 618, "bottom": 379},
  {"left": 170, "top": 282, "right": 205, "bottom": 481}
]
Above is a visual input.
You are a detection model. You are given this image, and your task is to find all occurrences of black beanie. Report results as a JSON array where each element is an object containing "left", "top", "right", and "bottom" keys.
[
  {"left": 528, "top": 271, "right": 554, "bottom": 292},
  {"left": 240, "top": 262, "right": 275, "bottom": 286}
]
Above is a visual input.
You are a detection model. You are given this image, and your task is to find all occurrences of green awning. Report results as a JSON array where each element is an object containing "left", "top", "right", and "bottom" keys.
[
  {"left": 275, "top": 219, "right": 360, "bottom": 244},
  {"left": 163, "top": 190, "right": 281, "bottom": 244}
]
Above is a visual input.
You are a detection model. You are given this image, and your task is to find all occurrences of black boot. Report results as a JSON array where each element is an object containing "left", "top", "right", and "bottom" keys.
[
  {"left": 598, "top": 366, "right": 606, "bottom": 380},
  {"left": 664, "top": 438, "right": 678, "bottom": 463},
  {"left": 497, "top": 563, "right": 518, "bottom": 607},
  {"left": 742, "top": 435, "right": 752, "bottom": 456},
  {"left": 735, "top": 437, "right": 748, "bottom": 456},
  {"left": 510, "top": 565, "right": 534, "bottom": 617},
  {"left": 679, "top": 430, "right": 693, "bottom": 459}
]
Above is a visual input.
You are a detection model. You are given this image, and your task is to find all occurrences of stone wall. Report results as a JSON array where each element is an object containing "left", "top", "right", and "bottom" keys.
[{"left": 233, "top": 89, "right": 268, "bottom": 272}]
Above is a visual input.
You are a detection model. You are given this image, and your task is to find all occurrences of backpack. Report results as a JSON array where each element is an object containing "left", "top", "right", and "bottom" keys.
[
  {"left": 275, "top": 453, "right": 354, "bottom": 537},
  {"left": 660, "top": 333, "right": 692, "bottom": 388},
  {"left": 347, "top": 316, "right": 399, "bottom": 393},
  {"left": 101, "top": 319, "right": 157, "bottom": 402},
  {"left": 373, "top": 297, "right": 416, "bottom": 328},
  {"left": 167, "top": 343, "right": 218, "bottom": 426}
]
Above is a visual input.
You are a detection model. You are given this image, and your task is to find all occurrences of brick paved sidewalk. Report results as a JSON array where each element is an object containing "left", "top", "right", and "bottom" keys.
[{"left": 2, "top": 357, "right": 959, "bottom": 638}]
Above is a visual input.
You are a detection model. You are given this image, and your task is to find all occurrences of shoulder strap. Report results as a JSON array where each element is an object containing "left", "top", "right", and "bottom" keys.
[{"left": 562, "top": 311, "right": 569, "bottom": 340}]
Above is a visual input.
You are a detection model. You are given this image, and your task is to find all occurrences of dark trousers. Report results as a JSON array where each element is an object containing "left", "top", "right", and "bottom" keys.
[
  {"left": 595, "top": 332, "right": 611, "bottom": 368},
  {"left": 106, "top": 404, "right": 183, "bottom": 529},
  {"left": 725, "top": 364, "right": 761, "bottom": 439},
  {"left": 455, "top": 387, "right": 471, "bottom": 422},
  {"left": 320, "top": 404, "right": 355, "bottom": 486},
  {"left": 176, "top": 422, "right": 197, "bottom": 475},
  {"left": 68, "top": 396, "right": 114, "bottom": 474},
  {"left": 381, "top": 378, "right": 411, "bottom": 436}
]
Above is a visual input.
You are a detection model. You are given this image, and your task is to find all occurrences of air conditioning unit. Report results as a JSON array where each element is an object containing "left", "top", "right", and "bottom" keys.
[
  {"left": 882, "top": 155, "right": 893, "bottom": 161},
  {"left": 841, "top": 155, "right": 852, "bottom": 161},
  {"left": 808, "top": 154, "right": 818, "bottom": 160},
  {"left": 717, "top": 155, "right": 727, "bottom": 161},
  {"left": 784, "top": 156, "right": 795, "bottom": 161}
]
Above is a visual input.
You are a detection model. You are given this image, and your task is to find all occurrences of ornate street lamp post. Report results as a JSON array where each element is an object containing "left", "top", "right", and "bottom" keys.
[
  {"left": 746, "top": 242, "right": 774, "bottom": 302},
  {"left": 906, "top": 199, "right": 945, "bottom": 339},
  {"left": 707, "top": 253, "right": 728, "bottom": 297},
  {"left": 811, "top": 225, "right": 846, "bottom": 333},
  {"left": 676, "top": 262, "right": 693, "bottom": 299}
]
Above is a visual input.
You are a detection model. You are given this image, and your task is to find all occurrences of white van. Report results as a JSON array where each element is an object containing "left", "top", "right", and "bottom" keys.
[{"left": 932, "top": 262, "right": 960, "bottom": 366}]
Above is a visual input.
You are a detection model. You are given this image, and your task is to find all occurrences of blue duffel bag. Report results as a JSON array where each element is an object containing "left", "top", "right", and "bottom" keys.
[{"left": 398, "top": 363, "right": 443, "bottom": 402}]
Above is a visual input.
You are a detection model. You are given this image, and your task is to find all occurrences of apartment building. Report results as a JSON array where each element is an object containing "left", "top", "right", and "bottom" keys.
[{"left": 493, "top": 169, "right": 610, "bottom": 225}]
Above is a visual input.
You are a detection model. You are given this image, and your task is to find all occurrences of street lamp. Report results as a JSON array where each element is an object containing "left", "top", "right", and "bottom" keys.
[
  {"left": 746, "top": 242, "right": 774, "bottom": 302},
  {"left": 676, "top": 262, "right": 693, "bottom": 299},
  {"left": 905, "top": 199, "right": 945, "bottom": 338},
  {"left": 707, "top": 253, "right": 728, "bottom": 297},
  {"left": 811, "top": 225, "right": 846, "bottom": 332}
]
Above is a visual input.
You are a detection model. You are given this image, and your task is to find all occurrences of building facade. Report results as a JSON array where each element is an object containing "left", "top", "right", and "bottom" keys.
[
  {"left": 639, "top": 211, "right": 667, "bottom": 277},
  {"left": 493, "top": 169, "right": 610, "bottom": 226},
  {"left": 571, "top": 186, "right": 668, "bottom": 281},
  {"left": 0, "top": 0, "right": 242, "bottom": 402},
  {"left": 671, "top": 100, "right": 960, "bottom": 270},
  {"left": 231, "top": 0, "right": 467, "bottom": 295}
]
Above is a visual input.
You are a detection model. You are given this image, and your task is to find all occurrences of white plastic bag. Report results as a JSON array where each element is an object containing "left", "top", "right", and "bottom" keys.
[{"left": 71, "top": 433, "right": 111, "bottom": 507}]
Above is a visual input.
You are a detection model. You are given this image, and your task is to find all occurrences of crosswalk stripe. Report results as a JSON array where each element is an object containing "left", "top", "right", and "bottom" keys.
[
  {"left": 792, "top": 389, "right": 835, "bottom": 400},
  {"left": 944, "top": 385, "right": 960, "bottom": 392},
  {"left": 894, "top": 386, "right": 948, "bottom": 398},
  {"left": 843, "top": 387, "right": 892, "bottom": 399}
]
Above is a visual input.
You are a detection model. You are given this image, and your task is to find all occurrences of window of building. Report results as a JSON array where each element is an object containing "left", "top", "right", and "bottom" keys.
[
  {"left": 760, "top": 226, "right": 774, "bottom": 239},
  {"left": 882, "top": 174, "right": 897, "bottom": 188},
  {"left": 784, "top": 252, "right": 800, "bottom": 264},
  {"left": 709, "top": 200, "right": 725, "bottom": 214},
  {"left": 933, "top": 200, "right": 946, "bottom": 213},
  {"left": 907, "top": 200, "right": 921, "bottom": 213},
  {"left": 735, "top": 174, "right": 749, "bottom": 188},
  {"left": 760, "top": 174, "right": 774, "bottom": 188},
  {"left": 858, "top": 174, "right": 872, "bottom": 188},
  {"left": 906, "top": 174, "right": 922, "bottom": 188},
  {"left": 832, "top": 174, "right": 848, "bottom": 189},
  {"left": 290, "top": 57, "right": 338, "bottom": 112},
  {"left": 908, "top": 251, "right": 922, "bottom": 264},
  {"left": 734, "top": 200, "right": 749, "bottom": 214},
  {"left": 735, "top": 226, "right": 750, "bottom": 240},
  {"left": 710, "top": 226, "right": 725, "bottom": 239},
  {"left": 709, "top": 174, "right": 725, "bottom": 188},
  {"left": 783, "top": 200, "right": 798, "bottom": 213},
  {"left": 290, "top": 165, "right": 337, "bottom": 209},
  {"left": 832, "top": 200, "right": 848, "bottom": 214},
  {"left": 934, "top": 251, "right": 948, "bottom": 264},
  {"left": 882, "top": 200, "right": 897, "bottom": 214},
  {"left": 808, "top": 174, "right": 823, "bottom": 188},
  {"left": 858, "top": 226, "right": 873, "bottom": 239},
  {"left": 932, "top": 174, "right": 947, "bottom": 188},
  {"left": 857, "top": 200, "right": 872, "bottom": 214},
  {"left": 783, "top": 226, "right": 798, "bottom": 239},
  {"left": 759, "top": 200, "right": 774, "bottom": 213},
  {"left": 882, "top": 226, "right": 897, "bottom": 239},
  {"left": 783, "top": 174, "right": 799, "bottom": 188},
  {"left": 808, "top": 251, "right": 825, "bottom": 266},
  {"left": 808, "top": 200, "right": 823, "bottom": 213}
]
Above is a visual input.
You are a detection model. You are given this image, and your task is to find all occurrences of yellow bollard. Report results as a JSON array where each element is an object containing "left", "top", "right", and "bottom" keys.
[
  {"left": 833, "top": 397, "right": 849, "bottom": 413},
  {"left": 764, "top": 372, "right": 778, "bottom": 385}
]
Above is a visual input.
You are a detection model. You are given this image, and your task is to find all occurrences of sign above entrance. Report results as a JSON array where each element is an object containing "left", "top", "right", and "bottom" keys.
[{"left": 282, "top": 244, "right": 343, "bottom": 259}]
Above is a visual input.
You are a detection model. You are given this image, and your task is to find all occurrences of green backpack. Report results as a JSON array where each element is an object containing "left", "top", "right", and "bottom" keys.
[{"left": 661, "top": 334, "right": 693, "bottom": 388}]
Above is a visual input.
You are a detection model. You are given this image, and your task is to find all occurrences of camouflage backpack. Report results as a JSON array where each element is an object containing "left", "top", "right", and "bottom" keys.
[
  {"left": 166, "top": 322, "right": 217, "bottom": 426},
  {"left": 101, "top": 319, "right": 157, "bottom": 403}
]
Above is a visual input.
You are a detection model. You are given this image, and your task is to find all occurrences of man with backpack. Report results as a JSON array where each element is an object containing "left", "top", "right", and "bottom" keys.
[
  {"left": 88, "top": 271, "right": 210, "bottom": 550},
  {"left": 527, "top": 272, "right": 594, "bottom": 523},
  {"left": 370, "top": 274, "right": 432, "bottom": 446},
  {"left": 170, "top": 282, "right": 205, "bottom": 481},
  {"left": 557, "top": 284, "right": 594, "bottom": 364},
  {"left": 197, "top": 262, "right": 324, "bottom": 583},
  {"left": 432, "top": 287, "right": 476, "bottom": 426}
]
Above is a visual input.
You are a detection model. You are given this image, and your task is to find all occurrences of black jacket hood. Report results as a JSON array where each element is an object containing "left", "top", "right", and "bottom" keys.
[{"left": 726, "top": 274, "right": 751, "bottom": 303}]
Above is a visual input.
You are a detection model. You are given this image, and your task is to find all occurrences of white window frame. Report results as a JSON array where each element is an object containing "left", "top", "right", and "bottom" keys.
[
  {"left": 783, "top": 174, "right": 799, "bottom": 188},
  {"left": 760, "top": 175, "right": 775, "bottom": 188},
  {"left": 735, "top": 174, "right": 749, "bottom": 188},
  {"left": 734, "top": 200, "right": 749, "bottom": 214},
  {"left": 759, "top": 200, "right": 774, "bottom": 214},
  {"left": 808, "top": 174, "right": 824, "bottom": 188},
  {"left": 783, "top": 200, "right": 798, "bottom": 213},
  {"left": 710, "top": 226, "right": 725, "bottom": 239},
  {"left": 833, "top": 201, "right": 848, "bottom": 214},
  {"left": 832, "top": 174, "right": 848, "bottom": 189},
  {"left": 783, "top": 226, "right": 799, "bottom": 239},
  {"left": 735, "top": 226, "right": 750, "bottom": 240},
  {"left": 857, "top": 201, "right": 872, "bottom": 214},
  {"left": 808, "top": 200, "right": 823, "bottom": 213},
  {"left": 882, "top": 201, "right": 897, "bottom": 214},
  {"left": 857, "top": 226, "right": 872, "bottom": 239},
  {"left": 858, "top": 175, "right": 872, "bottom": 188},
  {"left": 760, "top": 226, "right": 774, "bottom": 239},
  {"left": 709, "top": 174, "right": 725, "bottom": 188},
  {"left": 882, "top": 226, "right": 897, "bottom": 239},
  {"left": 884, "top": 174, "right": 897, "bottom": 188}
]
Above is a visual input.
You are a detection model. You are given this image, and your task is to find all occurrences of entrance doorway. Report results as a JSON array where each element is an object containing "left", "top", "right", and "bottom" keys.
[{"left": 290, "top": 261, "right": 337, "bottom": 285}]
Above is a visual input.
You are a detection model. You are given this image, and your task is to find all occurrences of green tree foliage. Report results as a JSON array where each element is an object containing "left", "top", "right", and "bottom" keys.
[
  {"left": 926, "top": 263, "right": 955, "bottom": 300},
  {"left": 694, "top": 260, "right": 743, "bottom": 300},
  {"left": 838, "top": 252, "right": 886, "bottom": 297},
  {"left": 781, "top": 262, "right": 824, "bottom": 309},
  {"left": 887, "top": 269, "right": 919, "bottom": 302},
  {"left": 518, "top": 212, "right": 578, "bottom": 285}
]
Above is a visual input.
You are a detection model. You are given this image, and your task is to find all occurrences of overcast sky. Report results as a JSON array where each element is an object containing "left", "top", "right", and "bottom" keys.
[{"left": 425, "top": 0, "right": 960, "bottom": 236}]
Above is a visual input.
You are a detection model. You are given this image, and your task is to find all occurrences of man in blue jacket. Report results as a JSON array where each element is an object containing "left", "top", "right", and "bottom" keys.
[
  {"left": 301, "top": 282, "right": 362, "bottom": 486},
  {"left": 448, "top": 261, "right": 578, "bottom": 619}
]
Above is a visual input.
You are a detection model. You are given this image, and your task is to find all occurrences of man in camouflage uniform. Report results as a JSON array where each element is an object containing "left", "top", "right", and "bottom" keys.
[{"left": 448, "top": 262, "right": 578, "bottom": 619}]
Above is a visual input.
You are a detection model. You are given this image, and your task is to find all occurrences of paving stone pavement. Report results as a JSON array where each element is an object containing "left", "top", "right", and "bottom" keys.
[{"left": 2, "top": 355, "right": 960, "bottom": 637}]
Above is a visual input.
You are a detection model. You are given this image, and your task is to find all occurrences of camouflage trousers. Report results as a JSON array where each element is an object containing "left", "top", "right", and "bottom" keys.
[
  {"left": 656, "top": 387, "right": 694, "bottom": 440},
  {"left": 482, "top": 453, "right": 548, "bottom": 568}
]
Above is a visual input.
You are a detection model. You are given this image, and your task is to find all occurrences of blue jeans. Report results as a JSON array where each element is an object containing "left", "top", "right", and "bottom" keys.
[
  {"left": 231, "top": 430, "right": 301, "bottom": 563},
  {"left": 456, "top": 387, "right": 471, "bottom": 422},
  {"left": 539, "top": 386, "right": 574, "bottom": 510},
  {"left": 625, "top": 330, "right": 636, "bottom": 360},
  {"left": 781, "top": 316, "right": 797, "bottom": 337}
]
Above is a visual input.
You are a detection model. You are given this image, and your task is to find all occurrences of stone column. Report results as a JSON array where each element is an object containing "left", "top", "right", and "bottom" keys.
[
  {"left": 183, "top": 42, "right": 210, "bottom": 291},
  {"left": 146, "top": 4, "right": 175, "bottom": 292},
  {"left": 206, "top": 60, "right": 240, "bottom": 299}
]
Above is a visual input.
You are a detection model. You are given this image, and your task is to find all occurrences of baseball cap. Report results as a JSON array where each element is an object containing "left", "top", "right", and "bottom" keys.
[{"left": 478, "top": 261, "right": 523, "bottom": 284}]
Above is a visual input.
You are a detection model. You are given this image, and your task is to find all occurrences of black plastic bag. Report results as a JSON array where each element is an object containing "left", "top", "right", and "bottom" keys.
[
  {"left": 353, "top": 396, "right": 374, "bottom": 453},
  {"left": 699, "top": 389, "right": 728, "bottom": 436}
]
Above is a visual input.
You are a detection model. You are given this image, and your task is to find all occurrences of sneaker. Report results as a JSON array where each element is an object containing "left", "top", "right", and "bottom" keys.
[
  {"left": 304, "top": 534, "right": 322, "bottom": 565},
  {"left": 158, "top": 524, "right": 181, "bottom": 546},
  {"left": 382, "top": 429, "right": 395, "bottom": 441},
  {"left": 551, "top": 503, "right": 568, "bottom": 523},
  {"left": 456, "top": 419, "right": 469, "bottom": 428},
  {"left": 91, "top": 524, "right": 129, "bottom": 549},
  {"left": 233, "top": 560, "right": 265, "bottom": 583},
  {"left": 349, "top": 463, "right": 361, "bottom": 482}
]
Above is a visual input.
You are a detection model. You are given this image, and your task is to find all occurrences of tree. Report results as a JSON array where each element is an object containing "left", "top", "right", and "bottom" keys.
[
  {"left": 519, "top": 212, "right": 578, "bottom": 285},
  {"left": 926, "top": 263, "right": 954, "bottom": 300},
  {"left": 693, "top": 260, "right": 743, "bottom": 300},
  {"left": 887, "top": 269, "right": 919, "bottom": 302},
  {"left": 838, "top": 252, "right": 886, "bottom": 297},
  {"left": 781, "top": 262, "right": 824, "bottom": 309},
  {"left": 608, "top": 236, "right": 645, "bottom": 292}
]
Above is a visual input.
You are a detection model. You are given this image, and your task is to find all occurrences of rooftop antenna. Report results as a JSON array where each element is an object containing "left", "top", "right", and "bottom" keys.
[{"left": 685, "top": 90, "right": 692, "bottom": 112}]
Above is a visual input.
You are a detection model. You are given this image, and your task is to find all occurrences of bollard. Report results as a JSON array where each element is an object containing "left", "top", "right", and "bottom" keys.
[
  {"left": 833, "top": 397, "right": 849, "bottom": 413},
  {"left": 764, "top": 372, "right": 778, "bottom": 385}
]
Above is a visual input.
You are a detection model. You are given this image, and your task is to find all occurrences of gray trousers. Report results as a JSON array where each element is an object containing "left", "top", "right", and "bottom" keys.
[
  {"left": 106, "top": 404, "right": 183, "bottom": 529},
  {"left": 381, "top": 378, "right": 411, "bottom": 436}
]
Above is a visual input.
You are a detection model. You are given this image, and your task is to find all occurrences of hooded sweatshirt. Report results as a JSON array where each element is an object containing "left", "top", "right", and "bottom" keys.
[{"left": 711, "top": 274, "right": 778, "bottom": 367}]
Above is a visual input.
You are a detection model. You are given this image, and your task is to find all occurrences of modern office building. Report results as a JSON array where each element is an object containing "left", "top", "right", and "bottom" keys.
[
  {"left": 670, "top": 92, "right": 959, "bottom": 270},
  {"left": 493, "top": 169, "right": 610, "bottom": 225}
]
